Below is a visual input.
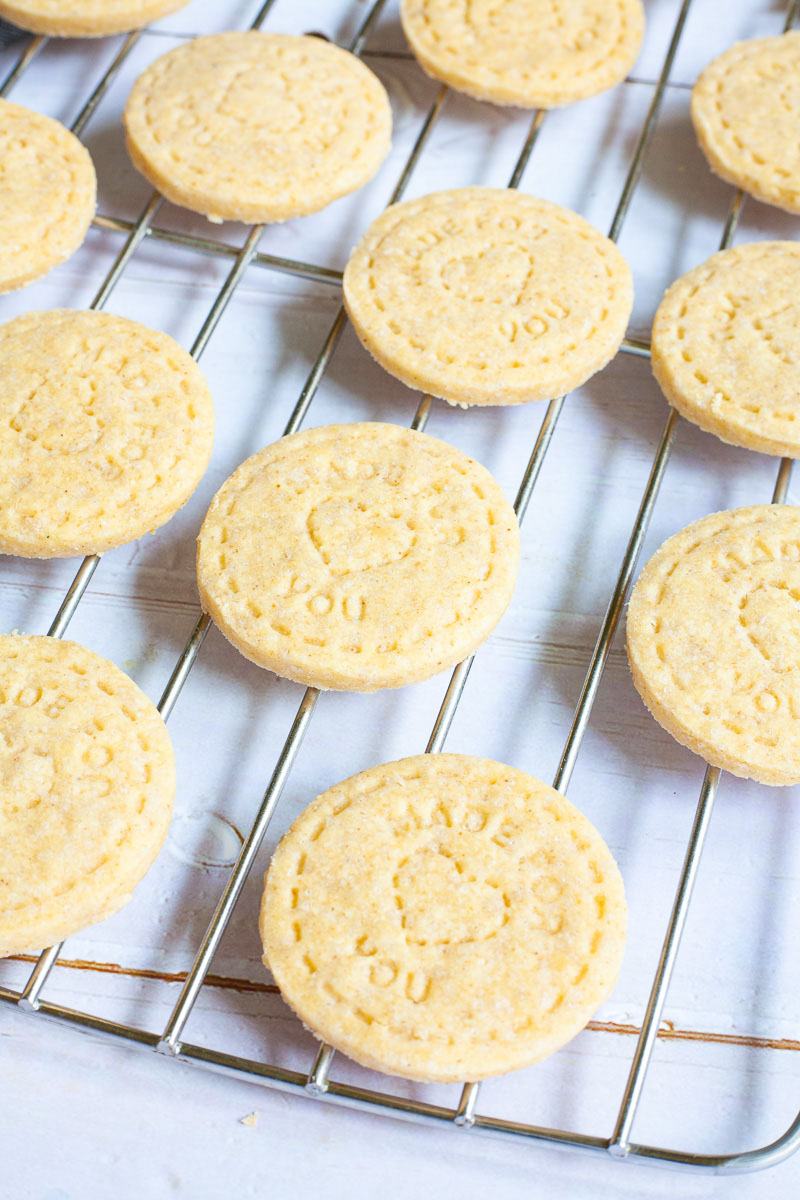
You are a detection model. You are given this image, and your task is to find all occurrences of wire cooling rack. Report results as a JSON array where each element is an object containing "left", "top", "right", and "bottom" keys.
[{"left": 1, "top": 0, "right": 799, "bottom": 1176}]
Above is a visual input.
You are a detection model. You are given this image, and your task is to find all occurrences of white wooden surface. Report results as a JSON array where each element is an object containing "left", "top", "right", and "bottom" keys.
[{"left": 1, "top": 1, "right": 799, "bottom": 1196}]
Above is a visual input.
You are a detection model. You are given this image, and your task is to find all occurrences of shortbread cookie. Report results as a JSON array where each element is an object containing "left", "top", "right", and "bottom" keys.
[
  {"left": 0, "top": 100, "right": 95, "bottom": 293},
  {"left": 0, "top": 309, "right": 214, "bottom": 558},
  {"left": 652, "top": 243, "right": 800, "bottom": 458},
  {"left": 343, "top": 188, "right": 633, "bottom": 406},
  {"left": 691, "top": 34, "right": 800, "bottom": 214},
  {"left": 627, "top": 506, "right": 800, "bottom": 786},
  {"left": 0, "top": 0, "right": 189, "bottom": 35},
  {"left": 261, "top": 754, "right": 626, "bottom": 1083},
  {"left": 401, "top": 0, "right": 644, "bottom": 109},
  {"left": 196, "top": 423, "right": 519, "bottom": 691},
  {"left": 0, "top": 635, "right": 175, "bottom": 956},
  {"left": 123, "top": 33, "right": 392, "bottom": 225}
]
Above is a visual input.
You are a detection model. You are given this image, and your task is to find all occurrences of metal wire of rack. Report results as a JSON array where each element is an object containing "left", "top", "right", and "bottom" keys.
[{"left": 0, "top": 0, "right": 798, "bottom": 1176}]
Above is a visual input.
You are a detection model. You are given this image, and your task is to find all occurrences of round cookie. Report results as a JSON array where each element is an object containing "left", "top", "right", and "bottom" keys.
[
  {"left": 627, "top": 506, "right": 800, "bottom": 786},
  {"left": 123, "top": 33, "right": 392, "bottom": 225},
  {"left": 0, "top": 100, "right": 96, "bottom": 294},
  {"left": 401, "top": 0, "right": 645, "bottom": 109},
  {"left": 691, "top": 33, "right": 800, "bottom": 215},
  {"left": 196, "top": 423, "right": 520, "bottom": 692},
  {"left": 0, "top": 309, "right": 214, "bottom": 558},
  {"left": 0, "top": 0, "right": 189, "bottom": 35},
  {"left": 652, "top": 243, "right": 800, "bottom": 458},
  {"left": 0, "top": 635, "right": 175, "bottom": 957},
  {"left": 261, "top": 754, "right": 626, "bottom": 1083},
  {"left": 342, "top": 188, "right": 633, "bottom": 407}
]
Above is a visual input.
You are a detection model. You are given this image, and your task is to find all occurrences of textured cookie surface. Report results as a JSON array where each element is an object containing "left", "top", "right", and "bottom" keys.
[
  {"left": 652, "top": 243, "right": 800, "bottom": 458},
  {"left": 0, "top": 0, "right": 189, "bottom": 35},
  {"left": 123, "top": 32, "right": 392, "bottom": 224},
  {"left": 343, "top": 188, "right": 633, "bottom": 406},
  {"left": 401, "top": 0, "right": 644, "bottom": 108},
  {"left": 627, "top": 506, "right": 800, "bottom": 786},
  {"left": 0, "top": 100, "right": 95, "bottom": 293},
  {"left": 691, "top": 34, "right": 800, "bottom": 214},
  {"left": 196, "top": 423, "right": 519, "bottom": 691},
  {"left": 0, "top": 309, "right": 214, "bottom": 558},
  {"left": 0, "top": 635, "right": 175, "bottom": 957},
  {"left": 261, "top": 754, "right": 626, "bottom": 1083}
]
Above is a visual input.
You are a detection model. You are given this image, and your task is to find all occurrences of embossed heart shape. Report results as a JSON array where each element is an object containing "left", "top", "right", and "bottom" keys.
[
  {"left": 306, "top": 496, "right": 415, "bottom": 576},
  {"left": 394, "top": 845, "right": 508, "bottom": 946},
  {"left": 739, "top": 581, "right": 800, "bottom": 669}
]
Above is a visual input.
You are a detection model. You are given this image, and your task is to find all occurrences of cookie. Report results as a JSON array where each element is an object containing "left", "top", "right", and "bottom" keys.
[
  {"left": 0, "top": 309, "right": 214, "bottom": 558},
  {"left": 0, "top": 100, "right": 96, "bottom": 294},
  {"left": 401, "top": 0, "right": 645, "bottom": 109},
  {"left": 261, "top": 753, "right": 626, "bottom": 1083},
  {"left": 123, "top": 32, "right": 392, "bottom": 225},
  {"left": 196, "top": 423, "right": 519, "bottom": 692},
  {"left": 0, "top": 635, "right": 175, "bottom": 957},
  {"left": 0, "top": 0, "right": 190, "bottom": 36},
  {"left": 652, "top": 243, "right": 800, "bottom": 458},
  {"left": 691, "top": 33, "right": 800, "bottom": 215},
  {"left": 342, "top": 188, "right": 633, "bottom": 407},
  {"left": 627, "top": 506, "right": 800, "bottom": 786}
]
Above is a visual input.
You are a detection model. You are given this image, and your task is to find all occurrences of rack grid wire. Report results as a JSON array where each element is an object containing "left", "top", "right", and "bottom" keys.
[{"left": 0, "top": 0, "right": 798, "bottom": 1176}]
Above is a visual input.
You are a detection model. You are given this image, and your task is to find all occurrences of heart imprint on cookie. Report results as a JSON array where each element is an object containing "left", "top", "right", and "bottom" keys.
[
  {"left": 306, "top": 496, "right": 417, "bottom": 575},
  {"left": 738, "top": 581, "right": 800, "bottom": 670},
  {"left": 393, "top": 843, "right": 510, "bottom": 947}
]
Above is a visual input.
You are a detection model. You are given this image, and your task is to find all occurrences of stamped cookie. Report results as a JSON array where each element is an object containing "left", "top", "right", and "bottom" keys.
[
  {"left": 652, "top": 243, "right": 800, "bottom": 458},
  {"left": 0, "top": 100, "right": 95, "bottom": 293},
  {"left": 0, "top": 0, "right": 189, "bottom": 35},
  {"left": 0, "top": 309, "right": 214, "bottom": 558},
  {"left": 401, "top": 0, "right": 644, "bottom": 109},
  {"left": 627, "top": 506, "right": 800, "bottom": 786},
  {"left": 261, "top": 754, "right": 626, "bottom": 1083},
  {"left": 196, "top": 423, "right": 519, "bottom": 692},
  {"left": 123, "top": 33, "right": 392, "bottom": 225},
  {"left": 691, "top": 33, "right": 800, "bottom": 215},
  {"left": 343, "top": 188, "right": 633, "bottom": 406},
  {"left": 0, "top": 635, "right": 175, "bottom": 956}
]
